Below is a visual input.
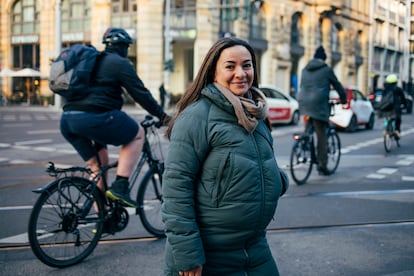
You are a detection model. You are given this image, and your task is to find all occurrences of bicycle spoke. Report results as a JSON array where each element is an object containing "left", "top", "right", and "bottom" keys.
[{"left": 28, "top": 178, "right": 104, "bottom": 268}]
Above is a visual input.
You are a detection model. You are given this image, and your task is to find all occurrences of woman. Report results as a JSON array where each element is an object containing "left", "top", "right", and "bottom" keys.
[{"left": 162, "top": 37, "right": 288, "bottom": 276}]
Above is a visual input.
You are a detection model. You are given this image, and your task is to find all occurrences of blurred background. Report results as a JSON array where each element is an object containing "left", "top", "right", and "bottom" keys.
[{"left": 0, "top": 0, "right": 413, "bottom": 109}]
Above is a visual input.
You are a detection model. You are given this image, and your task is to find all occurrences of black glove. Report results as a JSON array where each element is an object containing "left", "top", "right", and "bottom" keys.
[{"left": 160, "top": 113, "right": 172, "bottom": 126}]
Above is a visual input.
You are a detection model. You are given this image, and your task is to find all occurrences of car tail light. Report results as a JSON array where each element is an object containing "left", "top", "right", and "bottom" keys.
[
  {"left": 369, "top": 94, "right": 375, "bottom": 100},
  {"left": 342, "top": 90, "right": 353, "bottom": 109}
]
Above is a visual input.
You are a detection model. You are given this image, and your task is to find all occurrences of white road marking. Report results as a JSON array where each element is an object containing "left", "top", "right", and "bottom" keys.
[
  {"left": 366, "top": 173, "right": 387, "bottom": 179},
  {"left": 15, "top": 139, "right": 53, "bottom": 146},
  {"left": 27, "top": 129, "right": 60, "bottom": 135},
  {"left": 377, "top": 168, "right": 398, "bottom": 174},
  {"left": 396, "top": 159, "right": 413, "bottom": 166},
  {"left": 402, "top": 176, "right": 414, "bottom": 181}
]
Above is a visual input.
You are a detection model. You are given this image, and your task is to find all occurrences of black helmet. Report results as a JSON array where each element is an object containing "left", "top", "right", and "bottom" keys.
[{"left": 102, "top": 27, "right": 133, "bottom": 45}]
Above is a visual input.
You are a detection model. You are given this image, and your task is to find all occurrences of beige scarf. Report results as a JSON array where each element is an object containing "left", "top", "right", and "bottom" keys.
[{"left": 214, "top": 82, "right": 269, "bottom": 133}]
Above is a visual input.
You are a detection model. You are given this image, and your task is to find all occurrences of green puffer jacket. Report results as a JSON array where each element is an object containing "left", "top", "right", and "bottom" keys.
[{"left": 162, "top": 84, "right": 288, "bottom": 275}]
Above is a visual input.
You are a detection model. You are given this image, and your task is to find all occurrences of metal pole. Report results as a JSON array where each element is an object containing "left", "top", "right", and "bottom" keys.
[
  {"left": 54, "top": 0, "right": 62, "bottom": 109},
  {"left": 163, "top": 0, "right": 171, "bottom": 93}
]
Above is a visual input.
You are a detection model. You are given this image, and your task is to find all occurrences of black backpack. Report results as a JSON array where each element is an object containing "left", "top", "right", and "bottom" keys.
[
  {"left": 378, "top": 88, "right": 395, "bottom": 112},
  {"left": 49, "top": 44, "right": 101, "bottom": 101}
]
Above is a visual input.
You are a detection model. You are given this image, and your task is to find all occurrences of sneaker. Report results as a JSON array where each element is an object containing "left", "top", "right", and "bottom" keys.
[
  {"left": 106, "top": 179, "right": 138, "bottom": 208},
  {"left": 394, "top": 130, "right": 400, "bottom": 140},
  {"left": 317, "top": 167, "right": 331, "bottom": 176}
]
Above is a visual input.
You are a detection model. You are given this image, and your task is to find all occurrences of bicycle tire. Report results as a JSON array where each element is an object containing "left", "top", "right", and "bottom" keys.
[
  {"left": 384, "top": 120, "right": 393, "bottom": 153},
  {"left": 290, "top": 138, "right": 313, "bottom": 185},
  {"left": 326, "top": 131, "right": 341, "bottom": 174},
  {"left": 384, "top": 132, "right": 392, "bottom": 152},
  {"left": 136, "top": 166, "right": 165, "bottom": 237},
  {"left": 28, "top": 177, "right": 105, "bottom": 268}
]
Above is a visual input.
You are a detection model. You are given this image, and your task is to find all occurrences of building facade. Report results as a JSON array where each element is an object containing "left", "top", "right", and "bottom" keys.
[{"left": 0, "top": 0, "right": 411, "bottom": 106}]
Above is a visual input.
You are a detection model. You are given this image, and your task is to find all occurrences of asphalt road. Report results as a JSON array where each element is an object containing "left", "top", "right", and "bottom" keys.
[{"left": 0, "top": 105, "right": 413, "bottom": 275}]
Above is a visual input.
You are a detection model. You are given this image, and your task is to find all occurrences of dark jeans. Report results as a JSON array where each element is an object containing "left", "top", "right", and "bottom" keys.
[{"left": 306, "top": 118, "right": 328, "bottom": 170}]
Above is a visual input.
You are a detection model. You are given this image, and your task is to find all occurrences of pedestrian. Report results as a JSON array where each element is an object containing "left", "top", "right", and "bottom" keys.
[
  {"left": 161, "top": 37, "right": 289, "bottom": 276},
  {"left": 297, "top": 45, "right": 347, "bottom": 175},
  {"left": 59, "top": 27, "right": 170, "bottom": 207},
  {"left": 159, "top": 83, "right": 167, "bottom": 110},
  {"left": 381, "top": 74, "right": 407, "bottom": 139}
]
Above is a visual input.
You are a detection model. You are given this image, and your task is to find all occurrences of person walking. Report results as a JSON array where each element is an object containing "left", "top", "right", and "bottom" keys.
[
  {"left": 161, "top": 37, "right": 289, "bottom": 276},
  {"left": 59, "top": 27, "right": 170, "bottom": 208},
  {"left": 297, "top": 45, "right": 347, "bottom": 175}
]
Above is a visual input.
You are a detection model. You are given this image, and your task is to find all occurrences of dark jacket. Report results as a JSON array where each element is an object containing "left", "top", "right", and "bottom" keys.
[
  {"left": 298, "top": 58, "right": 347, "bottom": 122},
  {"left": 63, "top": 51, "right": 164, "bottom": 118},
  {"left": 383, "top": 82, "right": 407, "bottom": 115},
  {"left": 162, "top": 84, "right": 288, "bottom": 274}
]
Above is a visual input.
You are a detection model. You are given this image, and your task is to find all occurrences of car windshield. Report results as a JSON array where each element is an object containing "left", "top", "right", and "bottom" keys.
[{"left": 261, "top": 88, "right": 288, "bottom": 100}]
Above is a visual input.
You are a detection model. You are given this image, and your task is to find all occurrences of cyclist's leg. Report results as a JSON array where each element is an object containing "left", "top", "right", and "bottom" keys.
[
  {"left": 86, "top": 110, "right": 143, "bottom": 207},
  {"left": 395, "top": 109, "right": 402, "bottom": 136},
  {"left": 86, "top": 146, "right": 108, "bottom": 191},
  {"left": 312, "top": 119, "right": 328, "bottom": 174},
  {"left": 117, "top": 126, "right": 144, "bottom": 177}
]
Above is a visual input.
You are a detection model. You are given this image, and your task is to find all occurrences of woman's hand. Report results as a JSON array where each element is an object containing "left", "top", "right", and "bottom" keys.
[{"left": 179, "top": 266, "right": 202, "bottom": 276}]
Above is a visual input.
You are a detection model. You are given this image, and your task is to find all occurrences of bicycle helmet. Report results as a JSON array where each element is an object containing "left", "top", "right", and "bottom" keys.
[
  {"left": 102, "top": 27, "right": 133, "bottom": 45},
  {"left": 385, "top": 74, "right": 398, "bottom": 84}
]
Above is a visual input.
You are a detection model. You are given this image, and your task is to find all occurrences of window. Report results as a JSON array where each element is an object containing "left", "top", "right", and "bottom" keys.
[
  {"left": 111, "top": 0, "right": 137, "bottom": 28},
  {"left": 61, "top": 0, "right": 91, "bottom": 32},
  {"left": 11, "top": 0, "right": 40, "bottom": 35}
]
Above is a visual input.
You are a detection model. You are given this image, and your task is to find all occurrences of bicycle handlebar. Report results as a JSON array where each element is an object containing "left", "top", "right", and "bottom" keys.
[{"left": 141, "top": 115, "right": 163, "bottom": 129}]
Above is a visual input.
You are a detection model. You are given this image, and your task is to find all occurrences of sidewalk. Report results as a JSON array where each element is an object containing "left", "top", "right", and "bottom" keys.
[{"left": 1, "top": 222, "right": 414, "bottom": 275}]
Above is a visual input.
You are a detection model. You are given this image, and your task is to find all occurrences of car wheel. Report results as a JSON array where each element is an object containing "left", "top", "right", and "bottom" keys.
[
  {"left": 365, "top": 113, "right": 375, "bottom": 130},
  {"left": 346, "top": 115, "right": 357, "bottom": 132},
  {"left": 290, "top": 110, "right": 300, "bottom": 125}
]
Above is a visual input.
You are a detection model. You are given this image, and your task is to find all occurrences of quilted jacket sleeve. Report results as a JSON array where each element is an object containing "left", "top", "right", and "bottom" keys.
[{"left": 161, "top": 102, "right": 211, "bottom": 271}]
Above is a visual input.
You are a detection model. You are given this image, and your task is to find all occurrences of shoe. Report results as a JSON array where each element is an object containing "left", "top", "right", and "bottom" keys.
[
  {"left": 317, "top": 167, "right": 331, "bottom": 176},
  {"left": 394, "top": 130, "right": 400, "bottom": 140},
  {"left": 106, "top": 179, "right": 138, "bottom": 208}
]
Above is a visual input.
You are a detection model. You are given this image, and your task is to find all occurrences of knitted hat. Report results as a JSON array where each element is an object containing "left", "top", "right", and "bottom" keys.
[{"left": 314, "top": 46, "right": 327, "bottom": 61}]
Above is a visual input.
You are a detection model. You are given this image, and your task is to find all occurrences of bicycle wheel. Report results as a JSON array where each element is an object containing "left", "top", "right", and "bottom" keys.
[
  {"left": 28, "top": 177, "right": 105, "bottom": 268},
  {"left": 325, "top": 131, "right": 341, "bottom": 174},
  {"left": 136, "top": 166, "right": 165, "bottom": 237},
  {"left": 290, "top": 138, "right": 313, "bottom": 185},
  {"left": 384, "top": 132, "right": 392, "bottom": 152}
]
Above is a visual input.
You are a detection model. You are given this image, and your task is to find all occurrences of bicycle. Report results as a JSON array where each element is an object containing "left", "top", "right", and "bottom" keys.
[
  {"left": 28, "top": 115, "right": 166, "bottom": 268},
  {"left": 382, "top": 112, "right": 400, "bottom": 152},
  {"left": 289, "top": 104, "right": 341, "bottom": 185}
]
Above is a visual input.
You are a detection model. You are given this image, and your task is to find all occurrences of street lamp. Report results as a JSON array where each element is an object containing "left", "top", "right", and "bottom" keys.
[
  {"left": 54, "top": 0, "right": 62, "bottom": 108},
  {"left": 163, "top": 0, "right": 172, "bottom": 97}
]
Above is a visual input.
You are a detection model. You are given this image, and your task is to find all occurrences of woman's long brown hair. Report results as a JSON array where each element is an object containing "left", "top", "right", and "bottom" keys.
[{"left": 165, "top": 37, "right": 259, "bottom": 139}]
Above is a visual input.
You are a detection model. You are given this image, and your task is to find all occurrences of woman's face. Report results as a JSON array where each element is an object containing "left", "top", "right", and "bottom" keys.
[{"left": 214, "top": 45, "right": 254, "bottom": 96}]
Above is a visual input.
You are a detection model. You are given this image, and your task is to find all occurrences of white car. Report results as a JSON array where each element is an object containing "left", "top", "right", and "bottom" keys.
[
  {"left": 329, "top": 88, "right": 375, "bottom": 132},
  {"left": 260, "top": 85, "right": 300, "bottom": 125}
]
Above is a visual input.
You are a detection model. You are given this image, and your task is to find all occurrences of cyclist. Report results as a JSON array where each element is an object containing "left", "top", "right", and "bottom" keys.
[
  {"left": 382, "top": 74, "right": 407, "bottom": 139},
  {"left": 297, "top": 45, "right": 347, "bottom": 175},
  {"left": 60, "top": 27, "right": 170, "bottom": 208}
]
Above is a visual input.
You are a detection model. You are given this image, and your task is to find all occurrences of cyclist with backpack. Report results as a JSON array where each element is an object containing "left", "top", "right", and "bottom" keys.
[
  {"left": 297, "top": 46, "right": 347, "bottom": 176},
  {"left": 380, "top": 74, "right": 407, "bottom": 139},
  {"left": 59, "top": 27, "right": 170, "bottom": 208}
]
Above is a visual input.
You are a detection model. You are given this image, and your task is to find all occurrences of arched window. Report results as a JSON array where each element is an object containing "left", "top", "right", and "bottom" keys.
[
  {"left": 11, "top": 0, "right": 40, "bottom": 69},
  {"left": 11, "top": 0, "right": 40, "bottom": 35}
]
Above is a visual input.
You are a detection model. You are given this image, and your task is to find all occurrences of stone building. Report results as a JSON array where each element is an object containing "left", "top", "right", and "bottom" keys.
[{"left": 0, "top": 0, "right": 410, "bottom": 106}]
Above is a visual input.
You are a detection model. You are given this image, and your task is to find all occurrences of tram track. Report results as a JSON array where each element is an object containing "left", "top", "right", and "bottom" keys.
[{"left": 1, "top": 219, "right": 413, "bottom": 251}]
